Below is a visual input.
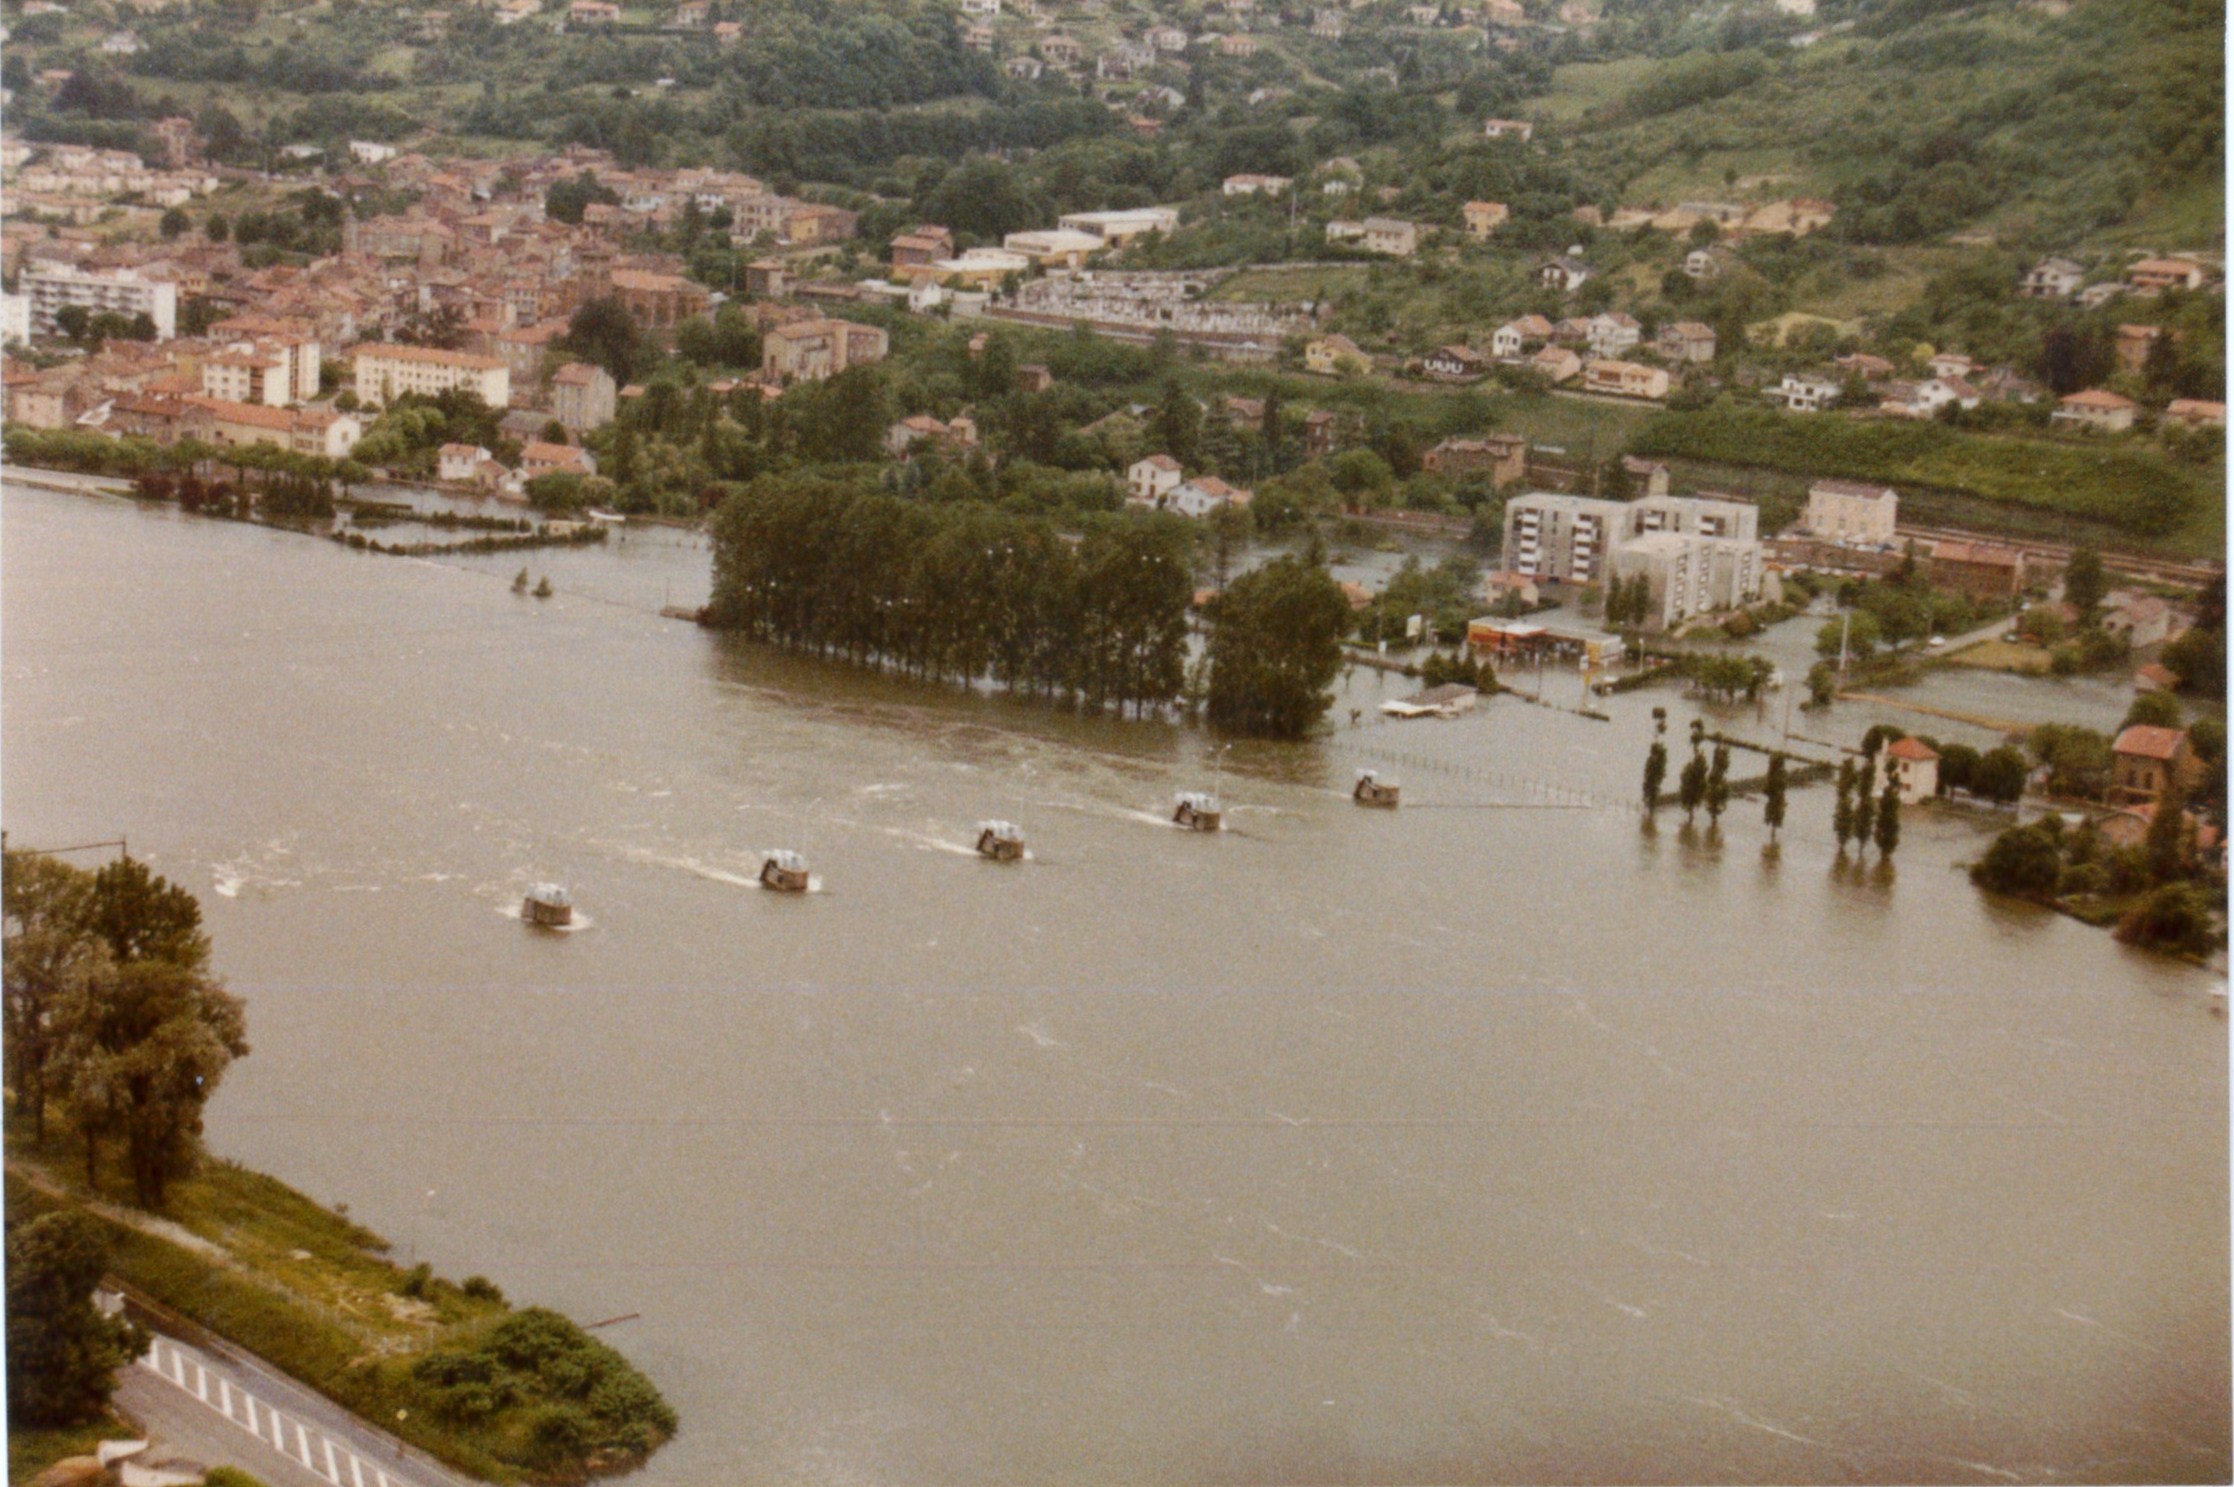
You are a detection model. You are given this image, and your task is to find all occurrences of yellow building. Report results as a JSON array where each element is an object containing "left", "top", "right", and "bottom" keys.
[{"left": 353, "top": 343, "right": 510, "bottom": 409}]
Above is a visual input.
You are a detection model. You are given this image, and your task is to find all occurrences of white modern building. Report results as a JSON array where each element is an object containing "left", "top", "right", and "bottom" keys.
[
  {"left": 1055, "top": 207, "right": 1180, "bottom": 245},
  {"left": 21, "top": 266, "right": 178, "bottom": 340},
  {"left": 1503, "top": 489, "right": 1766, "bottom": 628}
]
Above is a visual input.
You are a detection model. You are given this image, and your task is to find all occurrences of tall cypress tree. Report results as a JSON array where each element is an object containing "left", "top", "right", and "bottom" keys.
[
  {"left": 1874, "top": 780, "right": 1901, "bottom": 859},
  {"left": 1763, "top": 752, "right": 1788, "bottom": 841}
]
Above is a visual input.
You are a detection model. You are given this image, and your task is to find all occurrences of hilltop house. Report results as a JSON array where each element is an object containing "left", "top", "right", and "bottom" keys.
[
  {"left": 1656, "top": 321, "right": 1716, "bottom": 363},
  {"left": 1305, "top": 334, "right": 1368, "bottom": 376},
  {"left": 2021, "top": 256, "right": 2086, "bottom": 299},
  {"left": 2127, "top": 258, "right": 2209, "bottom": 293},
  {"left": 1767, "top": 371, "right": 1842, "bottom": 413},
  {"left": 1584, "top": 312, "right": 1642, "bottom": 357},
  {"left": 1532, "top": 345, "right": 1583, "bottom": 384},
  {"left": 1581, "top": 360, "right": 1668, "bottom": 400},
  {"left": 2051, "top": 388, "right": 2138, "bottom": 432},
  {"left": 1361, "top": 218, "right": 1420, "bottom": 257},
  {"left": 1421, "top": 345, "right": 1489, "bottom": 381},
  {"left": 1462, "top": 201, "right": 1509, "bottom": 239},
  {"left": 1491, "top": 315, "right": 1552, "bottom": 359},
  {"left": 1537, "top": 255, "right": 1591, "bottom": 294},
  {"left": 1127, "top": 453, "right": 1184, "bottom": 505}
]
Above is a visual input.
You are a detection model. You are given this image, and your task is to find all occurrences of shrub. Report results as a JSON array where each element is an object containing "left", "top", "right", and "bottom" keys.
[
  {"left": 204, "top": 1470, "right": 274, "bottom": 1487},
  {"left": 2115, "top": 883, "right": 2222, "bottom": 958},
  {"left": 2058, "top": 863, "right": 2110, "bottom": 898},
  {"left": 399, "top": 1262, "right": 433, "bottom": 1299},
  {"left": 460, "top": 1275, "right": 505, "bottom": 1304}
]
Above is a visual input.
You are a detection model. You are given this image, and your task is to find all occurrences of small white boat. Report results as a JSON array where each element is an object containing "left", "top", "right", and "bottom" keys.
[
  {"left": 1353, "top": 769, "right": 1401, "bottom": 808},
  {"left": 522, "top": 882, "right": 573, "bottom": 927},
  {"left": 585, "top": 508, "right": 628, "bottom": 525},
  {"left": 1173, "top": 792, "right": 1222, "bottom": 831},
  {"left": 759, "top": 850, "right": 810, "bottom": 892},
  {"left": 975, "top": 820, "right": 1025, "bottom": 861}
]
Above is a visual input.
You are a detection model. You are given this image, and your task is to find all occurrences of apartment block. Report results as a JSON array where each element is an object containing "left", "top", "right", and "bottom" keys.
[{"left": 21, "top": 266, "right": 178, "bottom": 340}]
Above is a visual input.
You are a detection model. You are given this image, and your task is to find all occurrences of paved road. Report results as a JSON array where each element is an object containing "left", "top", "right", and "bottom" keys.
[{"left": 105, "top": 1292, "right": 483, "bottom": 1487}]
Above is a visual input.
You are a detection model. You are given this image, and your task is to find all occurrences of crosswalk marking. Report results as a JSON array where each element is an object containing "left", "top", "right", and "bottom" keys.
[{"left": 137, "top": 1337, "right": 425, "bottom": 1487}]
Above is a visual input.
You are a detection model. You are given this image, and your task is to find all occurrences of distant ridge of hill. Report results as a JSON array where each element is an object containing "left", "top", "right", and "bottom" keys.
[{"left": 1550, "top": 0, "right": 2223, "bottom": 251}]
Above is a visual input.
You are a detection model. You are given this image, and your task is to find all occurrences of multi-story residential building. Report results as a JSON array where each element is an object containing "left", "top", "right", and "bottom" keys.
[
  {"left": 209, "top": 315, "right": 322, "bottom": 400},
  {"left": 199, "top": 344, "right": 296, "bottom": 407},
  {"left": 494, "top": 322, "right": 566, "bottom": 399},
  {"left": 21, "top": 266, "right": 178, "bottom": 340},
  {"left": 1504, "top": 491, "right": 1766, "bottom": 627},
  {"left": 1503, "top": 493, "right": 1628, "bottom": 587},
  {"left": 1627, "top": 491, "right": 1756, "bottom": 542},
  {"left": 606, "top": 268, "right": 711, "bottom": 328},
  {"left": 1805, "top": 480, "right": 1899, "bottom": 544},
  {"left": 759, "top": 318, "right": 889, "bottom": 382},
  {"left": 1928, "top": 539, "right": 2026, "bottom": 602},
  {"left": 550, "top": 361, "right": 617, "bottom": 431},
  {"left": 2111, "top": 725, "right": 2202, "bottom": 804},
  {"left": 353, "top": 343, "right": 511, "bottom": 407},
  {"left": 1609, "top": 531, "right": 1762, "bottom": 631}
]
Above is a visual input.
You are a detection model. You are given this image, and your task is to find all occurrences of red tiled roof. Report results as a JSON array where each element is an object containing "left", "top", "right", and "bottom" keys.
[
  {"left": 353, "top": 343, "right": 505, "bottom": 370},
  {"left": 1886, "top": 737, "right": 1939, "bottom": 763},
  {"left": 2113, "top": 724, "right": 2187, "bottom": 760},
  {"left": 2059, "top": 388, "right": 2137, "bottom": 410}
]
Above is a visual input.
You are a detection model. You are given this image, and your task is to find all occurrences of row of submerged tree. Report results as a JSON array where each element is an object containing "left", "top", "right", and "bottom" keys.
[
  {"left": 1641, "top": 714, "right": 1791, "bottom": 840},
  {"left": 1640, "top": 712, "right": 1907, "bottom": 858},
  {"left": 706, "top": 473, "right": 1350, "bottom": 737}
]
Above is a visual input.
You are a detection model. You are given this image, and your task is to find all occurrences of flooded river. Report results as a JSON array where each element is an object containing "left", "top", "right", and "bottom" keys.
[{"left": 5, "top": 483, "right": 2226, "bottom": 1485}]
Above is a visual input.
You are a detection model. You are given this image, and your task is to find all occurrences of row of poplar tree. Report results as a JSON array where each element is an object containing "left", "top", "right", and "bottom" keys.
[
  {"left": 1640, "top": 715, "right": 1901, "bottom": 858},
  {"left": 706, "top": 474, "right": 1351, "bottom": 737}
]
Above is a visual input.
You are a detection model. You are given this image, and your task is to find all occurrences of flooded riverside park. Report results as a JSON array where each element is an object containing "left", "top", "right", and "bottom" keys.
[{"left": 5, "top": 480, "right": 2225, "bottom": 1485}]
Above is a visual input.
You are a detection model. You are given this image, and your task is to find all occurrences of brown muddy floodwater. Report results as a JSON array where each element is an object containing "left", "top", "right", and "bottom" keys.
[{"left": 4, "top": 482, "right": 2226, "bottom": 1485}]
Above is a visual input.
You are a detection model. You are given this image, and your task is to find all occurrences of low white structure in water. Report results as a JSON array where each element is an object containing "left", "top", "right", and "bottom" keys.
[
  {"left": 522, "top": 882, "right": 573, "bottom": 926},
  {"left": 1173, "top": 792, "right": 1222, "bottom": 831},
  {"left": 760, "top": 849, "right": 810, "bottom": 892},
  {"left": 1353, "top": 769, "right": 1401, "bottom": 807},
  {"left": 976, "top": 820, "right": 1026, "bottom": 861}
]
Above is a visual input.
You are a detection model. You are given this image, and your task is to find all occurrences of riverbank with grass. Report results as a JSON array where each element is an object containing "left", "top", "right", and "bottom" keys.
[
  {"left": 9, "top": 1414, "right": 143, "bottom": 1484},
  {"left": 4, "top": 1125, "right": 676, "bottom": 1484}
]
